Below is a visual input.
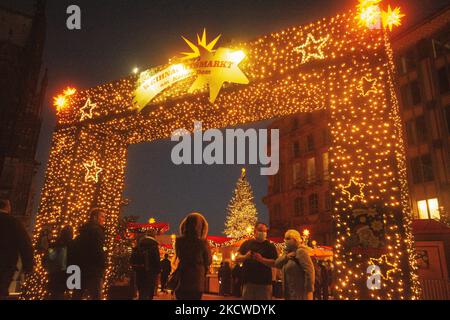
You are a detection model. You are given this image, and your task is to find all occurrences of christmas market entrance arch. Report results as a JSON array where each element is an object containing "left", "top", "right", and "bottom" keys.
[{"left": 26, "top": 7, "right": 421, "bottom": 300}]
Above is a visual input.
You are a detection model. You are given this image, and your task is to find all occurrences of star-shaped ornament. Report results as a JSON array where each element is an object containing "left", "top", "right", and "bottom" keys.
[
  {"left": 80, "top": 98, "right": 97, "bottom": 121},
  {"left": 84, "top": 159, "right": 102, "bottom": 183},
  {"left": 181, "top": 29, "right": 249, "bottom": 103},
  {"left": 369, "top": 254, "right": 398, "bottom": 280},
  {"left": 358, "top": 76, "right": 377, "bottom": 96},
  {"left": 293, "top": 33, "right": 329, "bottom": 64},
  {"left": 342, "top": 179, "right": 365, "bottom": 202}
]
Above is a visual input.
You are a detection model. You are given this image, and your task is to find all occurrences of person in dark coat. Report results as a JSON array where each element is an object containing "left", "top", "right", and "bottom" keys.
[
  {"left": 160, "top": 254, "right": 171, "bottom": 293},
  {"left": 130, "top": 229, "right": 161, "bottom": 300},
  {"left": 231, "top": 263, "right": 243, "bottom": 297},
  {"left": 174, "top": 212, "right": 212, "bottom": 300},
  {"left": 0, "top": 199, "right": 33, "bottom": 299},
  {"left": 71, "top": 208, "right": 106, "bottom": 300},
  {"left": 45, "top": 226, "right": 73, "bottom": 300},
  {"left": 218, "top": 261, "right": 232, "bottom": 296}
]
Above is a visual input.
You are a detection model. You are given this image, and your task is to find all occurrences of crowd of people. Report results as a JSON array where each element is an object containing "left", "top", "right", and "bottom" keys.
[{"left": 1, "top": 198, "right": 332, "bottom": 300}]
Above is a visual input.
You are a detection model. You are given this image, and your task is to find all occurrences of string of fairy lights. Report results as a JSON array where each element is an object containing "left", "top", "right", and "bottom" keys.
[{"left": 23, "top": 0, "right": 421, "bottom": 299}]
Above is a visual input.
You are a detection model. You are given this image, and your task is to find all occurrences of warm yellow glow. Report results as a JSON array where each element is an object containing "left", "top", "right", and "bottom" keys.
[
  {"left": 357, "top": 0, "right": 382, "bottom": 28},
  {"left": 25, "top": 4, "right": 420, "bottom": 300},
  {"left": 417, "top": 198, "right": 440, "bottom": 220},
  {"left": 246, "top": 225, "right": 253, "bottom": 235},
  {"left": 148, "top": 217, "right": 156, "bottom": 224},
  {"left": 382, "top": 5, "right": 404, "bottom": 31},
  {"left": 303, "top": 229, "right": 310, "bottom": 237},
  {"left": 53, "top": 87, "right": 77, "bottom": 112}
]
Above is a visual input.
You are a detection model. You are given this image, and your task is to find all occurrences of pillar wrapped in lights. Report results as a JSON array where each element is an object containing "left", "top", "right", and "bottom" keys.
[{"left": 23, "top": 0, "right": 420, "bottom": 299}]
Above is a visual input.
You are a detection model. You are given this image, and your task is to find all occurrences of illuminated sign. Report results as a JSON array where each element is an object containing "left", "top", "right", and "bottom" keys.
[{"left": 134, "top": 29, "right": 249, "bottom": 111}]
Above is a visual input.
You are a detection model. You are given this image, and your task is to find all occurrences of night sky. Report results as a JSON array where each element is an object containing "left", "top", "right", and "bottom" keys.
[{"left": 6, "top": 0, "right": 449, "bottom": 235}]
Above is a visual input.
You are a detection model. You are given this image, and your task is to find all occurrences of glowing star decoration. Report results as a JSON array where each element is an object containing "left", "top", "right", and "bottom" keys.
[
  {"left": 79, "top": 98, "right": 97, "bottom": 121},
  {"left": 53, "top": 87, "right": 77, "bottom": 112},
  {"left": 83, "top": 159, "right": 102, "bottom": 183},
  {"left": 382, "top": 5, "right": 404, "bottom": 31},
  {"left": 342, "top": 179, "right": 366, "bottom": 202},
  {"left": 356, "top": 0, "right": 404, "bottom": 31},
  {"left": 358, "top": 76, "right": 378, "bottom": 96},
  {"left": 356, "top": 0, "right": 382, "bottom": 29},
  {"left": 293, "top": 33, "right": 330, "bottom": 64},
  {"left": 369, "top": 254, "right": 399, "bottom": 280},
  {"left": 182, "top": 29, "right": 249, "bottom": 103}
]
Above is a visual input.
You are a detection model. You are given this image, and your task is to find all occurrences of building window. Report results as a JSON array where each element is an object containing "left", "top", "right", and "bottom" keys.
[
  {"left": 293, "top": 162, "right": 302, "bottom": 186},
  {"left": 410, "top": 80, "right": 422, "bottom": 106},
  {"left": 293, "top": 141, "right": 300, "bottom": 157},
  {"left": 417, "top": 198, "right": 440, "bottom": 220},
  {"left": 445, "top": 105, "right": 450, "bottom": 135},
  {"left": 273, "top": 174, "right": 281, "bottom": 193},
  {"left": 306, "top": 157, "right": 316, "bottom": 183},
  {"left": 324, "top": 191, "right": 332, "bottom": 211},
  {"left": 438, "top": 66, "right": 450, "bottom": 94},
  {"left": 322, "top": 152, "right": 329, "bottom": 180},
  {"left": 272, "top": 203, "right": 282, "bottom": 218},
  {"left": 294, "top": 197, "right": 304, "bottom": 216},
  {"left": 406, "top": 115, "right": 428, "bottom": 145},
  {"left": 306, "top": 134, "right": 315, "bottom": 152},
  {"left": 292, "top": 118, "right": 299, "bottom": 131},
  {"left": 410, "top": 154, "right": 434, "bottom": 184},
  {"left": 309, "top": 193, "right": 319, "bottom": 214}
]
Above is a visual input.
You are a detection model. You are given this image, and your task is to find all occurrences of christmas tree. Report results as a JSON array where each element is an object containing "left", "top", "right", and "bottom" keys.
[{"left": 224, "top": 168, "right": 258, "bottom": 238}]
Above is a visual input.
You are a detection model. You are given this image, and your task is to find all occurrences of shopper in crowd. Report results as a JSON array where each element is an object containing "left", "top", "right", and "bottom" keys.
[
  {"left": 45, "top": 225, "right": 73, "bottom": 300},
  {"left": 235, "top": 222, "right": 278, "bottom": 300},
  {"left": 160, "top": 253, "right": 171, "bottom": 293},
  {"left": 130, "top": 229, "right": 160, "bottom": 300},
  {"left": 218, "top": 261, "right": 232, "bottom": 296},
  {"left": 71, "top": 208, "right": 106, "bottom": 300},
  {"left": 173, "top": 213, "right": 212, "bottom": 300},
  {"left": 274, "top": 229, "right": 314, "bottom": 300},
  {"left": 0, "top": 199, "right": 33, "bottom": 299}
]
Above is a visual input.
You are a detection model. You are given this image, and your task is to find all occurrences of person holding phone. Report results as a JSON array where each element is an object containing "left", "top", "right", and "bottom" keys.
[{"left": 235, "top": 222, "right": 278, "bottom": 300}]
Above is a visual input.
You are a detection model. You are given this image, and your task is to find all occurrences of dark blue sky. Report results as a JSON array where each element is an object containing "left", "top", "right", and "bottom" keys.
[{"left": 7, "top": 0, "right": 448, "bottom": 235}]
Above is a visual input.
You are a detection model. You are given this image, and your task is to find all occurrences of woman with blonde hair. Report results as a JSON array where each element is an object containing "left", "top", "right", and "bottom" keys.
[
  {"left": 172, "top": 212, "right": 212, "bottom": 300},
  {"left": 274, "top": 229, "right": 315, "bottom": 300}
]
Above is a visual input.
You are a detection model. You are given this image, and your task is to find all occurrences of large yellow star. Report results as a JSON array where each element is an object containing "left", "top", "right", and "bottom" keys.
[
  {"left": 181, "top": 29, "right": 249, "bottom": 103},
  {"left": 293, "top": 33, "right": 329, "bottom": 64},
  {"left": 84, "top": 159, "right": 102, "bottom": 183}
]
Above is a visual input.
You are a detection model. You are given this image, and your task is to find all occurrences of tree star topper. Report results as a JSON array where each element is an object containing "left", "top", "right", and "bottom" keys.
[
  {"left": 181, "top": 29, "right": 249, "bottom": 103},
  {"left": 79, "top": 98, "right": 97, "bottom": 121},
  {"left": 293, "top": 33, "right": 330, "bottom": 64},
  {"left": 84, "top": 159, "right": 103, "bottom": 183}
]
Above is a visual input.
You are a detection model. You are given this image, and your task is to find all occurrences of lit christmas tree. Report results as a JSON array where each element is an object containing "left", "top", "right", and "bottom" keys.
[{"left": 224, "top": 168, "right": 258, "bottom": 238}]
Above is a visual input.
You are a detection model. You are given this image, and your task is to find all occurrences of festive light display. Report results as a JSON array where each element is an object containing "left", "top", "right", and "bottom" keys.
[
  {"left": 26, "top": 0, "right": 420, "bottom": 300},
  {"left": 224, "top": 168, "right": 258, "bottom": 239}
]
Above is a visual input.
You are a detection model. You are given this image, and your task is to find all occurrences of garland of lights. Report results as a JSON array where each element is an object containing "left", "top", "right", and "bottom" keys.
[{"left": 23, "top": 0, "right": 420, "bottom": 300}]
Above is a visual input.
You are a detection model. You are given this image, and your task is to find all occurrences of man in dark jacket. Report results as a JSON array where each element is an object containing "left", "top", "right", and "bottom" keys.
[
  {"left": 130, "top": 229, "right": 160, "bottom": 300},
  {"left": 0, "top": 199, "right": 33, "bottom": 299},
  {"left": 72, "top": 208, "right": 106, "bottom": 300},
  {"left": 160, "top": 254, "right": 171, "bottom": 293}
]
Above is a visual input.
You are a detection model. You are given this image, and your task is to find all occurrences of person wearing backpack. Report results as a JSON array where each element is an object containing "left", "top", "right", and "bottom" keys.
[
  {"left": 274, "top": 229, "right": 315, "bottom": 300},
  {"left": 130, "top": 229, "right": 161, "bottom": 300},
  {"left": 44, "top": 226, "right": 73, "bottom": 300}
]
